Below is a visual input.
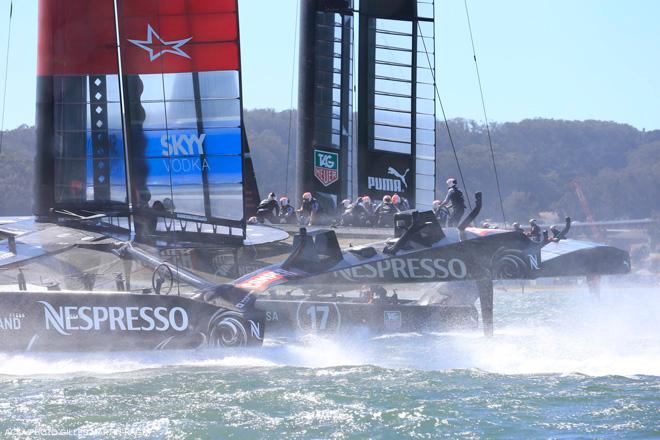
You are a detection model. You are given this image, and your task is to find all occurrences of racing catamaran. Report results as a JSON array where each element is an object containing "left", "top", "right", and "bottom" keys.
[{"left": 0, "top": 0, "right": 630, "bottom": 352}]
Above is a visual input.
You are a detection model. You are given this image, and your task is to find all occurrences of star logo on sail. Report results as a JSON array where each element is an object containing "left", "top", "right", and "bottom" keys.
[{"left": 128, "top": 24, "right": 192, "bottom": 61}]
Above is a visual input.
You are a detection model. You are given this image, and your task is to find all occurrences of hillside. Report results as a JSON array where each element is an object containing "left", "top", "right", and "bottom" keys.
[{"left": 0, "top": 114, "right": 658, "bottom": 223}]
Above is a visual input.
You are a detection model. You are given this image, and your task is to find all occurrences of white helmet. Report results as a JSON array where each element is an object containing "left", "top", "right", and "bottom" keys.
[
  {"left": 268, "top": 192, "right": 276, "bottom": 201},
  {"left": 279, "top": 196, "right": 289, "bottom": 206},
  {"left": 342, "top": 199, "right": 351, "bottom": 208},
  {"left": 446, "top": 178, "right": 457, "bottom": 188},
  {"left": 383, "top": 195, "right": 392, "bottom": 203},
  {"left": 302, "top": 192, "right": 312, "bottom": 201}
]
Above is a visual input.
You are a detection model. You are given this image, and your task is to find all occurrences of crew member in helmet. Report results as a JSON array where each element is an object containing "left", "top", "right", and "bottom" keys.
[
  {"left": 527, "top": 218, "right": 542, "bottom": 242},
  {"left": 549, "top": 224, "right": 561, "bottom": 242},
  {"left": 512, "top": 222, "right": 523, "bottom": 232},
  {"left": 339, "top": 199, "right": 355, "bottom": 226},
  {"left": 374, "top": 195, "right": 397, "bottom": 226},
  {"left": 297, "top": 192, "right": 323, "bottom": 226},
  {"left": 359, "top": 195, "right": 375, "bottom": 217},
  {"left": 277, "top": 196, "right": 296, "bottom": 224},
  {"left": 392, "top": 193, "right": 410, "bottom": 211},
  {"left": 440, "top": 178, "right": 466, "bottom": 227},
  {"left": 341, "top": 198, "right": 369, "bottom": 226},
  {"left": 256, "top": 192, "right": 279, "bottom": 223}
]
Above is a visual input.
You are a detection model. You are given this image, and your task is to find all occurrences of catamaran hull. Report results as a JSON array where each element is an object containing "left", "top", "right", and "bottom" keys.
[
  {"left": 0, "top": 292, "right": 264, "bottom": 352},
  {"left": 0, "top": 292, "right": 478, "bottom": 351},
  {"left": 256, "top": 298, "right": 479, "bottom": 336}
]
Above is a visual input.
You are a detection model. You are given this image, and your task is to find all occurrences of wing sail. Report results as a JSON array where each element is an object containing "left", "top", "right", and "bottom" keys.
[{"left": 357, "top": 0, "right": 436, "bottom": 210}]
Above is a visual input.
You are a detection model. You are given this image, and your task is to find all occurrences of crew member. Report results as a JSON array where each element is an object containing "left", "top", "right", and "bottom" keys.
[
  {"left": 297, "top": 192, "right": 322, "bottom": 226},
  {"left": 549, "top": 224, "right": 561, "bottom": 242},
  {"left": 278, "top": 196, "right": 296, "bottom": 224},
  {"left": 440, "top": 178, "right": 466, "bottom": 227},
  {"left": 392, "top": 193, "right": 410, "bottom": 211},
  {"left": 341, "top": 198, "right": 369, "bottom": 226},
  {"left": 374, "top": 195, "right": 398, "bottom": 226},
  {"left": 256, "top": 192, "right": 279, "bottom": 223},
  {"left": 527, "top": 218, "right": 542, "bottom": 242},
  {"left": 359, "top": 195, "right": 375, "bottom": 223},
  {"left": 512, "top": 222, "right": 523, "bottom": 232}
]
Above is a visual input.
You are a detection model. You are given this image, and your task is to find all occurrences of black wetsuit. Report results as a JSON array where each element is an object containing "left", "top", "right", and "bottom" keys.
[
  {"left": 300, "top": 197, "right": 322, "bottom": 225},
  {"left": 442, "top": 187, "right": 466, "bottom": 227},
  {"left": 278, "top": 204, "right": 296, "bottom": 224},
  {"left": 529, "top": 223, "right": 542, "bottom": 242},
  {"left": 256, "top": 198, "right": 279, "bottom": 223},
  {"left": 374, "top": 202, "right": 398, "bottom": 226}
]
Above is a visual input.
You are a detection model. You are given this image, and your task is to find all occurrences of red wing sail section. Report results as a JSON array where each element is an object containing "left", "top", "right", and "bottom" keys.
[
  {"left": 118, "top": 0, "right": 239, "bottom": 74},
  {"left": 37, "top": 0, "right": 119, "bottom": 76}
]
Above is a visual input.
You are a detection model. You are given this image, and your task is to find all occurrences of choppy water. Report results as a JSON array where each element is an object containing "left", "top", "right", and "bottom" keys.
[{"left": 0, "top": 285, "right": 658, "bottom": 439}]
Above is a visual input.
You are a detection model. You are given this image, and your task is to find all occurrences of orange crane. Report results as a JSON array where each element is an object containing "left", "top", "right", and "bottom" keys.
[{"left": 570, "top": 180, "right": 603, "bottom": 240}]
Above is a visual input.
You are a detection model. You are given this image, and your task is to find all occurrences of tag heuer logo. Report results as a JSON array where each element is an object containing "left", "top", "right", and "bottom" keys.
[{"left": 314, "top": 150, "right": 339, "bottom": 187}]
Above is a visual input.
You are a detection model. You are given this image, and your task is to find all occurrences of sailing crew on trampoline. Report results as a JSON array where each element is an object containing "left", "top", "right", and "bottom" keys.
[
  {"left": 297, "top": 192, "right": 323, "bottom": 226},
  {"left": 440, "top": 178, "right": 466, "bottom": 227},
  {"left": 277, "top": 197, "right": 296, "bottom": 224},
  {"left": 256, "top": 192, "right": 279, "bottom": 223}
]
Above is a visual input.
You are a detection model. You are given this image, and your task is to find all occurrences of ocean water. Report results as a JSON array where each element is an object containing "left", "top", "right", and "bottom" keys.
[{"left": 0, "top": 286, "right": 658, "bottom": 439}]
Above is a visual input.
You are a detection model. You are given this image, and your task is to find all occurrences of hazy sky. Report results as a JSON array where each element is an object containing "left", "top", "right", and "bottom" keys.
[{"left": 0, "top": 0, "right": 658, "bottom": 131}]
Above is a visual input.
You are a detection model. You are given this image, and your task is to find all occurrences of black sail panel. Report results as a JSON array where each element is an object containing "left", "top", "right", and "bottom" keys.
[
  {"left": 357, "top": 0, "right": 436, "bottom": 210},
  {"left": 35, "top": 0, "right": 128, "bottom": 217}
]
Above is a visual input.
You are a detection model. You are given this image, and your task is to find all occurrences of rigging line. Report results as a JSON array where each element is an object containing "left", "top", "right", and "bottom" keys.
[
  {"left": 285, "top": 0, "right": 300, "bottom": 197},
  {"left": 417, "top": 22, "right": 472, "bottom": 211},
  {"left": 463, "top": 0, "right": 506, "bottom": 226},
  {"left": 0, "top": 1, "right": 13, "bottom": 155}
]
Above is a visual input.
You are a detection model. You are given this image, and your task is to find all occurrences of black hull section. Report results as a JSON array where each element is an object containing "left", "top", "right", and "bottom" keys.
[
  {"left": 0, "top": 292, "right": 264, "bottom": 352},
  {"left": 537, "top": 241, "right": 631, "bottom": 278},
  {"left": 256, "top": 298, "right": 478, "bottom": 336}
]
